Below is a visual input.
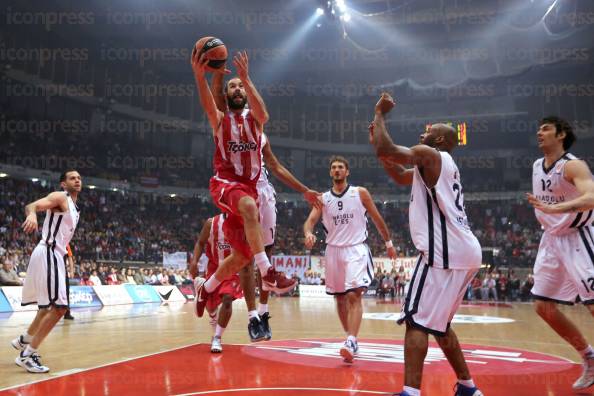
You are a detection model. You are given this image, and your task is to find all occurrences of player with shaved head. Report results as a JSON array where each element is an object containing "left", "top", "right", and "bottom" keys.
[{"left": 369, "top": 93, "right": 483, "bottom": 396}]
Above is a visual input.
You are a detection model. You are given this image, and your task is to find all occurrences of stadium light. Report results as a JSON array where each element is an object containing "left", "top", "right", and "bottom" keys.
[
  {"left": 31, "top": 178, "right": 39, "bottom": 182},
  {"left": 336, "top": 0, "right": 347, "bottom": 12},
  {"left": 169, "top": 193, "right": 176, "bottom": 198},
  {"left": 112, "top": 187, "right": 118, "bottom": 192},
  {"left": 0, "top": 172, "right": 8, "bottom": 178},
  {"left": 343, "top": 13, "right": 351, "bottom": 22},
  {"left": 88, "top": 185, "right": 96, "bottom": 189},
  {"left": 316, "top": 7, "right": 324, "bottom": 16}
]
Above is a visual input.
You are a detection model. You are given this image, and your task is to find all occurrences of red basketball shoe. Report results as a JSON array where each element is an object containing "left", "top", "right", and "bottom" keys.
[{"left": 261, "top": 267, "right": 297, "bottom": 294}]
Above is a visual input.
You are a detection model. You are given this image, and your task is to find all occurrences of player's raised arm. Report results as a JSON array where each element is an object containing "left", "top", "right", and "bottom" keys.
[
  {"left": 262, "top": 138, "right": 322, "bottom": 209},
  {"left": 528, "top": 160, "right": 594, "bottom": 214},
  {"left": 303, "top": 206, "right": 322, "bottom": 250},
  {"left": 22, "top": 192, "right": 68, "bottom": 234},
  {"left": 370, "top": 93, "right": 441, "bottom": 186},
  {"left": 233, "top": 51, "right": 269, "bottom": 126},
  {"left": 191, "top": 52, "right": 224, "bottom": 132},
  {"left": 189, "top": 218, "right": 213, "bottom": 279},
  {"left": 358, "top": 187, "right": 396, "bottom": 259},
  {"left": 369, "top": 122, "right": 413, "bottom": 186},
  {"left": 211, "top": 68, "right": 228, "bottom": 113}
]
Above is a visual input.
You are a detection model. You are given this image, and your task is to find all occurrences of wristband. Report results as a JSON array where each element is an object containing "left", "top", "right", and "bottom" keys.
[{"left": 385, "top": 240, "right": 393, "bottom": 249}]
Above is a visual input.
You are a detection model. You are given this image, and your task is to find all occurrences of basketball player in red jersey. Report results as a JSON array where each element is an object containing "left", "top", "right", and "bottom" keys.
[
  {"left": 189, "top": 214, "right": 243, "bottom": 353},
  {"left": 210, "top": 71, "right": 322, "bottom": 341},
  {"left": 192, "top": 51, "right": 312, "bottom": 317}
]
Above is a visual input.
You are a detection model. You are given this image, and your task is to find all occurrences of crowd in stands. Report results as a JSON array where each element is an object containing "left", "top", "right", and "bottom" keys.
[
  {"left": 1, "top": 176, "right": 545, "bottom": 294},
  {"left": 371, "top": 268, "right": 536, "bottom": 302},
  {"left": 74, "top": 260, "right": 193, "bottom": 287}
]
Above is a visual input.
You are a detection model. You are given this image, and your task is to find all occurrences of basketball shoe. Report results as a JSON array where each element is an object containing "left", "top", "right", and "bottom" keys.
[
  {"left": 573, "top": 355, "right": 594, "bottom": 390},
  {"left": 454, "top": 383, "right": 483, "bottom": 396},
  {"left": 210, "top": 336, "right": 222, "bottom": 353},
  {"left": 261, "top": 267, "right": 297, "bottom": 294},
  {"left": 260, "top": 312, "right": 272, "bottom": 340},
  {"left": 248, "top": 317, "right": 267, "bottom": 342},
  {"left": 340, "top": 339, "right": 358, "bottom": 363},
  {"left": 194, "top": 277, "right": 208, "bottom": 317},
  {"left": 15, "top": 351, "right": 49, "bottom": 373}
]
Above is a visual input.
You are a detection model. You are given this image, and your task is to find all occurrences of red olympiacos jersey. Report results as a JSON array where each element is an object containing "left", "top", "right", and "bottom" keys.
[{"left": 212, "top": 109, "right": 263, "bottom": 186}]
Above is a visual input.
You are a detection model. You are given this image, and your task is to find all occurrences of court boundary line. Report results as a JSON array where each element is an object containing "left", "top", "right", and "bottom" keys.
[{"left": 173, "top": 387, "right": 393, "bottom": 395}]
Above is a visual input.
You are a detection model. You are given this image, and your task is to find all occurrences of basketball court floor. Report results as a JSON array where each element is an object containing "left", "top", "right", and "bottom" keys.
[{"left": 0, "top": 297, "right": 592, "bottom": 395}]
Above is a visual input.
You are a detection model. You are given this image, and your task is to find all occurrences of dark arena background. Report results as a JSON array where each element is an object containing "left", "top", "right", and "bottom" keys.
[{"left": 1, "top": 0, "right": 594, "bottom": 395}]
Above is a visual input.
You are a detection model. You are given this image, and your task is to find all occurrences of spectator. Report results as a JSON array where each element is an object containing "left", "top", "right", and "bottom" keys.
[
  {"left": 471, "top": 275, "right": 482, "bottom": 300},
  {"left": 167, "top": 269, "right": 177, "bottom": 285},
  {"left": 133, "top": 268, "right": 145, "bottom": 285},
  {"left": 521, "top": 274, "right": 534, "bottom": 301},
  {"left": 0, "top": 261, "right": 23, "bottom": 286},
  {"left": 89, "top": 270, "right": 102, "bottom": 286},
  {"left": 125, "top": 268, "right": 136, "bottom": 284},
  {"left": 481, "top": 274, "right": 498, "bottom": 301}
]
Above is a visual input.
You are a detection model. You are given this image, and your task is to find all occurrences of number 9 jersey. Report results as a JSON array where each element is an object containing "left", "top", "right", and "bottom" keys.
[{"left": 409, "top": 151, "right": 481, "bottom": 269}]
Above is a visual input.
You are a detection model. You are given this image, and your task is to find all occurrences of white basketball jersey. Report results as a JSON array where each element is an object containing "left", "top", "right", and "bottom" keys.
[
  {"left": 409, "top": 151, "right": 481, "bottom": 269},
  {"left": 532, "top": 153, "right": 593, "bottom": 235},
  {"left": 257, "top": 133, "right": 271, "bottom": 189},
  {"left": 321, "top": 185, "right": 368, "bottom": 247},
  {"left": 41, "top": 192, "right": 80, "bottom": 256}
]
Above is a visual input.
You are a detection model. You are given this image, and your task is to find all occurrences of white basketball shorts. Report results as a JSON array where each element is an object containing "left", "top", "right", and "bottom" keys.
[
  {"left": 258, "top": 183, "right": 277, "bottom": 247},
  {"left": 398, "top": 254, "right": 478, "bottom": 336},
  {"left": 531, "top": 226, "right": 594, "bottom": 305},
  {"left": 21, "top": 243, "right": 69, "bottom": 308},
  {"left": 324, "top": 243, "right": 373, "bottom": 295}
]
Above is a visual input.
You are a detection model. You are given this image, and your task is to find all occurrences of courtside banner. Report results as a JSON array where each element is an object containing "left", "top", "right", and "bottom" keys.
[
  {"left": 124, "top": 284, "right": 161, "bottom": 303},
  {"left": 298, "top": 285, "right": 332, "bottom": 299},
  {"left": 0, "top": 288, "right": 13, "bottom": 312},
  {"left": 153, "top": 285, "right": 186, "bottom": 302},
  {"left": 177, "top": 284, "right": 195, "bottom": 301},
  {"left": 1, "top": 286, "right": 37, "bottom": 311},
  {"left": 271, "top": 255, "right": 309, "bottom": 278},
  {"left": 310, "top": 256, "right": 417, "bottom": 277},
  {"left": 69, "top": 286, "right": 103, "bottom": 308},
  {"left": 93, "top": 285, "right": 134, "bottom": 305}
]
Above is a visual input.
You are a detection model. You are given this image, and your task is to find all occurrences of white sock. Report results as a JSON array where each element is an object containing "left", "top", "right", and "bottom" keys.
[
  {"left": 215, "top": 325, "right": 225, "bottom": 338},
  {"left": 258, "top": 304, "right": 268, "bottom": 315},
  {"left": 458, "top": 379, "right": 475, "bottom": 388},
  {"left": 204, "top": 276, "right": 222, "bottom": 293},
  {"left": 347, "top": 335, "right": 357, "bottom": 344},
  {"left": 23, "top": 333, "right": 33, "bottom": 343},
  {"left": 23, "top": 345, "right": 37, "bottom": 357},
  {"left": 248, "top": 310, "right": 260, "bottom": 320},
  {"left": 403, "top": 386, "right": 420, "bottom": 396},
  {"left": 579, "top": 345, "right": 594, "bottom": 358},
  {"left": 254, "top": 252, "right": 271, "bottom": 276}
]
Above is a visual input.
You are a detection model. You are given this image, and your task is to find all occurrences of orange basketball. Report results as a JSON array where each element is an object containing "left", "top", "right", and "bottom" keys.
[{"left": 193, "top": 36, "right": 228, "bottom": 72}]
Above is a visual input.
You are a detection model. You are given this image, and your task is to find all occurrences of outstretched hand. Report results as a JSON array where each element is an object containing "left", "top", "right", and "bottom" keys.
[
  {"left": 233, "top": 51, "right": 250, "bottom": 81},
  {"left": 191, "top": 52, "right": 209, "bottom": 78},
  {"left": 22, "top": 213, "right": 38, "bottom": 234},
  {"left": 526, "top": 193, "right": 559, "bottom": 214},
  {"left": 368, "top": 122, "right": 376, "bottom": 145},
  {"left": 304, "top": 190, "right": 323, "bottom": 209}
]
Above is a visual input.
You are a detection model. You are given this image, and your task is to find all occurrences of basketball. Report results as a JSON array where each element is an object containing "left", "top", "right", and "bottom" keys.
[{"left": 193, "top": 36, "right": 228, "bottom": 72}]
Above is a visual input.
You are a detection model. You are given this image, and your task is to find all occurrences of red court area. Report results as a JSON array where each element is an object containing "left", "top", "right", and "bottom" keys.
[{"left": 1, "top": 339, "right": 590, "bottom": 396}]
